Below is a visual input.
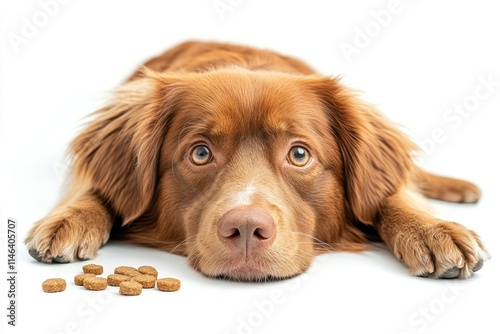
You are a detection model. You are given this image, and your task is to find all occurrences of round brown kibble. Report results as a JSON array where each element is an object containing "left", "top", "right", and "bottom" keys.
[
  {"left": 74, "top": 273, "right": 96, "bottom": 286},
  {"left": 83, "top": 277, "right": 108, "bottom": 291},
  {"left": 107, "top": 274, "right": 130, "bottom": 286},
  {"left": 119, "top": 281, "right": 142, "bottom": 296},
  {"left": 124, "top": 270, "right": 141, "bottom": 277},
  {"left": 138, "top": 265, "right": 158, "bottom": 278},
  {"left": 131, "top": 274, "right": 156, "bottom": 288},
  {"left": 42, "top": 278, "right": 66, "bottom": 293},
  {"left": 83, "top": 264, "right": 103, "bottom": 275},
  {"left": 157, "top": 278, "right": 181, "bottom": 292},
  {"left": 115, "top": 266, "right": 140, "bottom": 277},
  {"left": 114, "top": 266, "right": 136, "bottom": 274}
]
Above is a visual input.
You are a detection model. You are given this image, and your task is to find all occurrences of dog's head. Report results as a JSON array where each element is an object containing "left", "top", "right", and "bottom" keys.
[{"left": 72, "top": 69, "right": 413, "bottom": 281}]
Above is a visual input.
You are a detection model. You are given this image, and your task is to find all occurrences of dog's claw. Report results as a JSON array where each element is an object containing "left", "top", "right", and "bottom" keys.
[
  {"left": 472, "top": 259, "right": 484, "bottom": 272},
  {"left": 28, "top": 248, "right": 42, "bottom": 262},
  {"left": 441, "top": 267, "right": 461, "bottom": 279},
  {"left": 53, "top": 256, "right": 70, "bottom": 263}
]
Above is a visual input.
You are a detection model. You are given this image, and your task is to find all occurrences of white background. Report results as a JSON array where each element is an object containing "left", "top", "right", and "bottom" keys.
[{"left": 1, "top": 0, "right": 500, "bottom": 333}]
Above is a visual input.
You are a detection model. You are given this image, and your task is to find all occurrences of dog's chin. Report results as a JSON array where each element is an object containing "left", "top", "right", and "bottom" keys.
[
  {"left": 206, "top": 269, "right": 301, "bottom": 282},
  {"left": 187, "top": 243, "right": 315, "bottom": 282},
  {"left": 194, "top": 258, "right": 307, "bottom": 282}
]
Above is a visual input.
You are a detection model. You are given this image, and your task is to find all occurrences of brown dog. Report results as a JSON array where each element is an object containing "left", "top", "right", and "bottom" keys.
[{"left": 25, "top": 41, "right": 489, "bottom": 281}]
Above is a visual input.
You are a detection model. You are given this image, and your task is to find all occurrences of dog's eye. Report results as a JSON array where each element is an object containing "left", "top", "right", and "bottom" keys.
[
  {"left": 287, "top": 146, "right": 310, "bottom": 167},
  {"left": 190, "top": 145, "right": 213, "bottom": 165}
]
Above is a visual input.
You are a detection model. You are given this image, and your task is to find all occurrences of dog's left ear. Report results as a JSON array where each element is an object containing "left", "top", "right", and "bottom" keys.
[{"left": 308, "top": 77, "right": 416, "bottom": 224}]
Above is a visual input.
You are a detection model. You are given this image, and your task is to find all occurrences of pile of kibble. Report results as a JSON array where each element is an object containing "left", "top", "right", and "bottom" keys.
[{"left": 41, "top": 264, "right": 180, "bottom": 296}]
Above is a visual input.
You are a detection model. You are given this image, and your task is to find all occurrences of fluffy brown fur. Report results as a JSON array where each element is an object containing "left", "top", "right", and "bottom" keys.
[{"left": 25, "top": 41, "right": 489, "bottom": 280}]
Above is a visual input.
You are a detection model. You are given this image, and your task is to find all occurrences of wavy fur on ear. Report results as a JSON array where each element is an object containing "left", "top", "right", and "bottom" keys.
[
  {"left": 311, "top": 77, "right": 416, "bottom": 224},
  {"left": 70, "top": 73, "right": 180, "bottom": 225}
]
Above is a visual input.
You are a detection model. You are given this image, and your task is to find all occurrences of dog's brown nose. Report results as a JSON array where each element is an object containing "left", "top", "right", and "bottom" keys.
[{"left": 218, "top": 207, "right": 276, "bottom": 254}]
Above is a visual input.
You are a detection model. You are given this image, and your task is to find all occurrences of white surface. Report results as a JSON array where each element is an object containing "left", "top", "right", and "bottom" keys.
[{"left": 1, "top": 1, "right": 500, "bottom": 333}]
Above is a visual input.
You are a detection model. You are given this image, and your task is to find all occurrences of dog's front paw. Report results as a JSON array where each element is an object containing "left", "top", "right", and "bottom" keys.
[
  {"left": 393, "top": 221, "right": 490, "bottom": 279},
  {"left": 25, "top": 206, "right": 112, "bottom": 263}
]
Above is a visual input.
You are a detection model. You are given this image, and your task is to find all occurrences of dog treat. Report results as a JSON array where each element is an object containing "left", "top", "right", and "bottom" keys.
[
  {"left": 107, "top": 274, "right": 130, "bottom": 286},
  {"left": 74, "top": 273, "right": 96, "bottom": 286},
  {"left": 131, "top": 274, "right": 156, "bottom": 288},
  {"left": 114, "top": 266, "right": 136, "bottom": 273},
  {"left": 114, "top": 266, "right": 141, "bottom": 277},
  {"left": 83, "top": 264, "right": 103, "bottom": 275},
  {"left": 138, "top": 265, "right": 158, "bottom": 277},
  {"left": 119, "top": 281, "right": 143, "bottom": 296},
  {"left": 125, "top": 270, "right": 141, "bottom": 277},
  {"left": 42, "top": 278, "right": 66, "bottom": 293},
  {"left": 157, "top": 277, "right": 181, "bottom": 292},
  {"left": 42, "top": 265, "right": 177, "bottom": 295},
  {"left": 83, "top": 277, "right": 108, "bottom": 291}
]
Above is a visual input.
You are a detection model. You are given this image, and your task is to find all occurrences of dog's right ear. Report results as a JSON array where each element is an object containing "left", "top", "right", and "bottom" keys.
[{"left": 70, "top": 71, "right": 183, "bottom": 225}]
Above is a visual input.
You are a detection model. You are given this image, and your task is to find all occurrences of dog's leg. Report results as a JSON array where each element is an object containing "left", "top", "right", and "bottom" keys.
[
  {"left": 415, "top": 169, "right": 481, "bottom": 203},
  {"left": 374, "top": 192, "right": 490, "bottom": 278},
  {"left": 25, "top": 188, "right": 113, "bottom": 263}
]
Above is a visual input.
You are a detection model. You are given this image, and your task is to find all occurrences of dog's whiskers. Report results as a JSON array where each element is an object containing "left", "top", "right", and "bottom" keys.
[
  {"left": 293, "top": 231, "right": 337, "bottom": 252},
  {"left": 169, "top": 234, "right": 199, "bottom": 255}
]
